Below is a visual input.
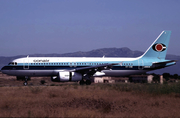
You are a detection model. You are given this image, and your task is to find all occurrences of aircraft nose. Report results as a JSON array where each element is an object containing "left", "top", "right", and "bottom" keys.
[
  {"left": 1, "top": 66, "right": 6, "bottom": 70},
  {"left": 1, "top": 66, "right": 8, "bottom": 74},
  {"left": 1, "top": 66, "right": 5, "bottom": 72}
]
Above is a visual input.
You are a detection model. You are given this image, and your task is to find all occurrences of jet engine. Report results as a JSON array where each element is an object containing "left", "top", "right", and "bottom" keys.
[{"left": 51, "top": 71, "right": 82, "bottom": 82}]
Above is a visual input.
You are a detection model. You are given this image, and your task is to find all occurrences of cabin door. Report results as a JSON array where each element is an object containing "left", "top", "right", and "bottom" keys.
[
  {"left": 23, "top": 57, "right": 29, "bottom": 69},
  {"left": 138, "top": 59, "right": 144, "bottom": 70}
]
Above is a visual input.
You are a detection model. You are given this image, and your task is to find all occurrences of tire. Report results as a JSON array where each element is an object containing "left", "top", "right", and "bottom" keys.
[
  {"left": 79, "top": 80, "right": 85, "bottom": 85},
  {"left": 86, "top": 80, "right": 91, "bottom": 85},
  {"left": 23, "top": 82, "right": 28, "bottom": 86}
]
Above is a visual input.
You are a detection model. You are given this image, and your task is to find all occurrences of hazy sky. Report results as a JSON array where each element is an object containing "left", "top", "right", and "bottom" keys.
[{"left": 0, "top": 0, "right": 180, "bottom": 56}]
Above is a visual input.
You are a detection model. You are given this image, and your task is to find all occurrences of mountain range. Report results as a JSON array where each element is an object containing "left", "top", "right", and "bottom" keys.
[{"left": 0, "top": 47, "right": 179, "bottom": 75}]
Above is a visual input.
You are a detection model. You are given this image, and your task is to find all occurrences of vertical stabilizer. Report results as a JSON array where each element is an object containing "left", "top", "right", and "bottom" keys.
[{"left": 140, "top": 31, "right": 171, "bottom": 60}]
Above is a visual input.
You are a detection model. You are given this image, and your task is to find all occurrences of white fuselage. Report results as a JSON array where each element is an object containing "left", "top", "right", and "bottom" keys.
[{"left": 1, "top": 56, "right": 150, "bottom": 77}]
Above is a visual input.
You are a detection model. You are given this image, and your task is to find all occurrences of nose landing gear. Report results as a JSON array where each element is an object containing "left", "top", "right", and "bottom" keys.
[
  {"left": 16, "top": 76, "right": 30, "bottom": 86},
  {"left": 23, "top": 76, "right": 29, "bottom": 86},
  {"left": 23, "top": 78, "right": 28, "bottom": 86}
]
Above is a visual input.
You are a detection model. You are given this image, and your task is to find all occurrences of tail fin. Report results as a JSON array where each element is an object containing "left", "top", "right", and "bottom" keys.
[{"left": 140, "top": 31, "right": 171, "bottom": 60}]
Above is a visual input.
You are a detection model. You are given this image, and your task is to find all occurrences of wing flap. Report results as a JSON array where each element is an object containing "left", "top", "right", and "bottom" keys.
[{"left": 70, "top": 63, "right": 118, "bottom": 75}]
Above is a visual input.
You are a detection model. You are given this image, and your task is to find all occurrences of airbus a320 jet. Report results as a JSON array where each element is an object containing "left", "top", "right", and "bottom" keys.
[{"left": 1, "top": 31, "right": 176, "bottom": 85}]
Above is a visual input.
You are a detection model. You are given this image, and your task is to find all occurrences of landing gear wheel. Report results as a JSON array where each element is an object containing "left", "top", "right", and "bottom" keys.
[
  {"left": 23, "top": 82, "right": 28, "bottom": 86},
  {"left": 86, "top": 80, "right": 91, "bottom": 85},
  {"left": 79, "top": 80, "right": 85, "bottom": 85},
  {"left": 23, "top": 77, "right": 28, "bottom": 86}
]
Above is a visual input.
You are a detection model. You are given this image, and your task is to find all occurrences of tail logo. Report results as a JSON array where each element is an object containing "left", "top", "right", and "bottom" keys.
[{"left": 152, "top": 43, "right": 166, "bottom": 52}]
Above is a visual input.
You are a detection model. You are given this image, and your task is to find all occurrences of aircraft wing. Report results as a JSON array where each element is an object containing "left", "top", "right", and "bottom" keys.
[{"left": 70, "top": 63, "right": 118, "bottom": 75}]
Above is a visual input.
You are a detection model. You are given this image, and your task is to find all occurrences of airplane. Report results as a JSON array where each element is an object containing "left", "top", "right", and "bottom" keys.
[{"left": 1, "top": 31, "right": 177, "bottom": 86}]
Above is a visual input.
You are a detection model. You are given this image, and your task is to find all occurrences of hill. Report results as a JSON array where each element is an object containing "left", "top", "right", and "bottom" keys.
[{"left": 0, "top": 47, "right": 179, "bottom": 74}]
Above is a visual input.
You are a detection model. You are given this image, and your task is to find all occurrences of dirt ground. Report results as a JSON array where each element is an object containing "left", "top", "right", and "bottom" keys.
[
  {"left": 0, "top": 72, "right": 75, "bottom": 87},
  {"left": 1, "top": 72, "right": 180, "bottom": 117}
]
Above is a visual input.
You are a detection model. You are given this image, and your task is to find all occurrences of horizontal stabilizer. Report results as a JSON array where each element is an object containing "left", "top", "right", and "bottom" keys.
[{"left": 152, "top": 60, "right": 177, "bottom": 68}]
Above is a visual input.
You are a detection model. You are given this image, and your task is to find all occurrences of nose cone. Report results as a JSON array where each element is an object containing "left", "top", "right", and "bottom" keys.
[
  {"left": 1, "top": 66, "right": 8, "bottom": 74},
  {"left": 1, "top": 66, "right": 5, "bottom": 71}
]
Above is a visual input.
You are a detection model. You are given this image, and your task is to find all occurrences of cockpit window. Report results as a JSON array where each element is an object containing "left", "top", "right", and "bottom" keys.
[
  {"left": 8, "top": 62, "right": 13, "bottom": 65},
  {"left": 8, "top": 62, "right": 17, "bottom": 65}
]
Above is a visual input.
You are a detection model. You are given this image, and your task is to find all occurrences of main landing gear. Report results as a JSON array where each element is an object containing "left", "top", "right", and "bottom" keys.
[{"left": 79, "top": 80, "right": 91, "bottom": 85}]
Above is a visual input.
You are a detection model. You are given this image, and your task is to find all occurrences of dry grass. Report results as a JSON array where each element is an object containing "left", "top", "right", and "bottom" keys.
[
  {"left": 0, "top": 85, "right": 180, "bottom": 117},
  {"left": 1, "top": 73, "right": 180, "bottom": 117}
]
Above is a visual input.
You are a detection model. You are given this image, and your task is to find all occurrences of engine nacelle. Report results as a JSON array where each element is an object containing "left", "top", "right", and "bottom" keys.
[{"left": 51, "top": 71, "right": 82, "bottom": 82}]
